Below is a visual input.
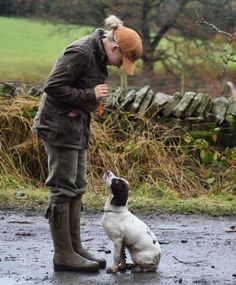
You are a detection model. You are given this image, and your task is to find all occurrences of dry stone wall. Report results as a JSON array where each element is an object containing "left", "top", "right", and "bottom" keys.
[
  {"left": 1, "top": 81, "right": 236, "bottom": 127},
  {"left": 107, "top": 85, "right": 236, "bottom": 125}
]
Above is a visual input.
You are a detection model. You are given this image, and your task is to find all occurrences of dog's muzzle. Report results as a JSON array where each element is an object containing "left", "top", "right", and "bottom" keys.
[{"left": 103, "top": 170, "right": 115, "bottom": 186}]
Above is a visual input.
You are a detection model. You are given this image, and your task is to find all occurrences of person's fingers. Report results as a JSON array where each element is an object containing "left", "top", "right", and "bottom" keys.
[
  {"left": 98, "top": 87, "right": 108, "bottom": 92},
  {"left": 94, "top": 84, "right": 109, "bottom": 99},
  {"left": 97, "top": 84, "right": 108, "bottom": 89}
]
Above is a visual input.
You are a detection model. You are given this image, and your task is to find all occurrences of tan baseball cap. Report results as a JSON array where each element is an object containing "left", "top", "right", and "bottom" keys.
[{"left": 114, "top": 26, "right": 143, "bottom": 76}]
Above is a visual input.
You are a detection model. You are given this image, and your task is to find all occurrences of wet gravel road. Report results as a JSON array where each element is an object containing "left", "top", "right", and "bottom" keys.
[{"left": 0, "top": 210, "right": 235, "bottom": 285}]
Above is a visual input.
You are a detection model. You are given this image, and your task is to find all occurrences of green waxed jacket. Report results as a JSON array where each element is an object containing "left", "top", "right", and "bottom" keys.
[{"left": 33, "top": 29, "right": 108, "bottom": 149}]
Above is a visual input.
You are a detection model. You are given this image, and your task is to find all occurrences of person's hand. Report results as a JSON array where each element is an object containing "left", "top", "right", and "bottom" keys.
[{"left": 94, "top": 84, "right": 109, "bottom": 101}]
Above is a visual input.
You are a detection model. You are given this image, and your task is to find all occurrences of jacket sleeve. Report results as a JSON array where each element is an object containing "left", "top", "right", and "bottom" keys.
[{"left": 43, "top": 49, "right": 97, "bottom": 108}]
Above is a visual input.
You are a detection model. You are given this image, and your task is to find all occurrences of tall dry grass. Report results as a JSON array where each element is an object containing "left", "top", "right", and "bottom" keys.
[
  {"left": 90, "top": 112, "right": 206, "bottom": 197},
  {"left": 0, "top": 97, "right": 46, "bottom": 185},
  {"left": 0, "top": 96, "right": 207, "bottom": 197}
]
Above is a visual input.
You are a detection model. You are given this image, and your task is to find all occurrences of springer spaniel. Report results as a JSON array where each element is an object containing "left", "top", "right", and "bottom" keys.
[{"left": 102, "top": 170, "right": 161, "bottom": 273}]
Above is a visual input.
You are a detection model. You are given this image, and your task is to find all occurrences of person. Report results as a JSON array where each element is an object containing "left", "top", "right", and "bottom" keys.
[{"left": 33, "top": 15, "right": 142, "bottom": 273}]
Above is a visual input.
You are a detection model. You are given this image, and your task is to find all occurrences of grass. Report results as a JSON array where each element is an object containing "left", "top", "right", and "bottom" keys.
[
  {"left": 1, "top": 16, "right": 235, "bottom": 83},
  {"left": 0, "top": 95, "right": 235, "bottom": 215},
  {"left": 1, "top": 175, "right": 235, "bottom": 216},
  {"left": 0, "top": 17, "right": 93, "bottom": 82}
]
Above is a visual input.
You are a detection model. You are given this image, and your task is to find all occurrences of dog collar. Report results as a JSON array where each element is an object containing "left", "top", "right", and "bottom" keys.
[{"left": 103, "top": 209, "right": 123, "bottom": 213}]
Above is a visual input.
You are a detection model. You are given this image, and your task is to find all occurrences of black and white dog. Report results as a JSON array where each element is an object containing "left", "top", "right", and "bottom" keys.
[{"left": 102, "top": 170, "right": 161, "bottom": 273}]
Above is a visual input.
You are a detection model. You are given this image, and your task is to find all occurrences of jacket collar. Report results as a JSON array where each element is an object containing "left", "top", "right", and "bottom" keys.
[{"left": 92, "top": 29, "right": 108, "bottom": 69}]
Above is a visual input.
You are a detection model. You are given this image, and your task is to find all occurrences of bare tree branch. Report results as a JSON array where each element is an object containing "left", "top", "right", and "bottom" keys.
[
  {"left": 195, "top": 13, "right": 233, "bottom": 39},
  {"left": 151, "top": 0, "right": 190, "bottom": 48}
]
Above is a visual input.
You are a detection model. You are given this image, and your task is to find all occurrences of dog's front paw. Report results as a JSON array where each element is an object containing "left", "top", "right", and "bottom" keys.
[{"left": 106, "top": 267, "right": 118, "bottom": 274}]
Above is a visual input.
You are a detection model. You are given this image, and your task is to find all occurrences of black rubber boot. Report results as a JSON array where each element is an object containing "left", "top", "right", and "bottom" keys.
[
  {"left": 47, "top": 201, "right": 99, "bottom": 272},
  {"left": 70, "top": 197, "right": 106, "bottom": 269}
]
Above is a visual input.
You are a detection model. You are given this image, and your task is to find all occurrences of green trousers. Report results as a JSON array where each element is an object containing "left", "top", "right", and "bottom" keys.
[{"left": 43, "top": 142, "right": 87, "bottom": 202}]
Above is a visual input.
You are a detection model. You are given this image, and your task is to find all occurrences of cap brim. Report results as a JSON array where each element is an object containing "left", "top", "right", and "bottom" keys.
[{"left": 122, "top": 56, "right": 134, "bottom": 76}]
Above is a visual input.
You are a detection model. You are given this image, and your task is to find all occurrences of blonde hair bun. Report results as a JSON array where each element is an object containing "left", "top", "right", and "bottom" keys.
[{"left": 104, "top": 15, "right": 123, "bottom": 30}]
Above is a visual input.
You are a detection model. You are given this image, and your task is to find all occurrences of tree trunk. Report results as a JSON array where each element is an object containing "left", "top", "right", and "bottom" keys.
[{"left": 142, "top": 57, "right": 155, "bottom": 74}]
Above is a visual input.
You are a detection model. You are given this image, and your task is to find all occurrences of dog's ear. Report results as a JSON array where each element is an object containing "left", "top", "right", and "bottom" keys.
[{"left": 110, "top": 178, "right": 129, "bottom": 207}]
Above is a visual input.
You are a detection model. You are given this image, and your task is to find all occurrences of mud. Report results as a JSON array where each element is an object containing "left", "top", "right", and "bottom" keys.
[{"left": 0, "top": 210, "right": 235, "bottom": 285}]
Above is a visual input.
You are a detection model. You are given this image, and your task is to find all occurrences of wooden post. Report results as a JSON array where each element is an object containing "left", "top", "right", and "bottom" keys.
[
  {"left": 120, "top": 72, "right": 128, "bottom": 92},
  {"left": 181, "top": 69, "right": 185, "bottom": 95}
]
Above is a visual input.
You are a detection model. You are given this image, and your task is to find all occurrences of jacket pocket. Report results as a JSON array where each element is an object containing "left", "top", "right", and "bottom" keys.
[{"left": 55, "top": 112, "right": 84, "bottom": 145}]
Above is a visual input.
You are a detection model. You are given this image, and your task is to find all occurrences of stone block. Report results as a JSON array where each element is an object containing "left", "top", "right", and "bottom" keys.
[{"left": 172, "top": 91, "right": 196, "bottom": 118}]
